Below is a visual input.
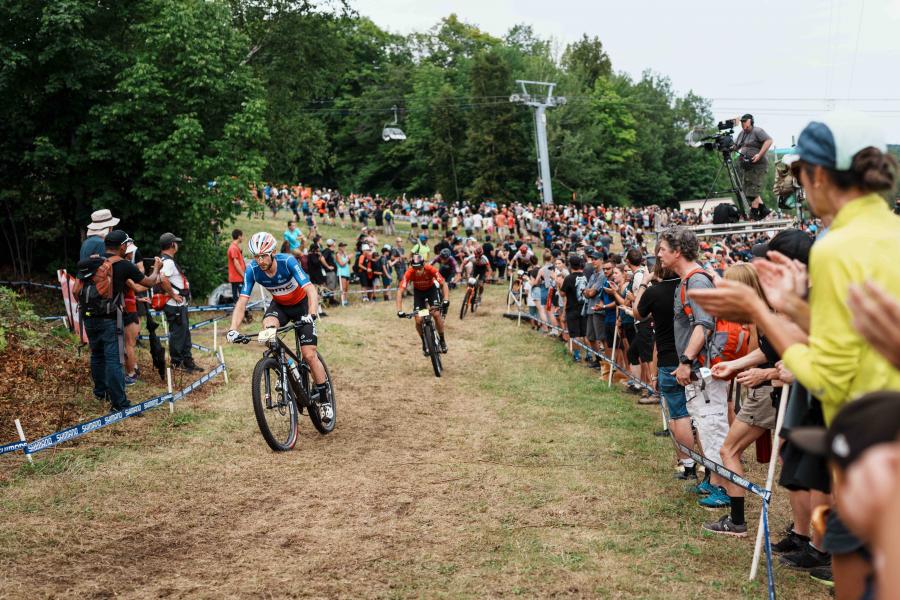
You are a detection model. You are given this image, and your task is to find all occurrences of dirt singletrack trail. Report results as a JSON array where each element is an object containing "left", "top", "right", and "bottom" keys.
[
  {"left": 0, "top": 286, "right": 829, "bottom": 599},
  {"left": 0, "top": 293, "right": 531, "bottom": 598}
]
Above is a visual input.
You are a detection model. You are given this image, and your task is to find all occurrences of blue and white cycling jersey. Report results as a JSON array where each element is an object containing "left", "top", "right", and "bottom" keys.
[{"left": 240, "top": 253, "right": 311, "bottom": 305}]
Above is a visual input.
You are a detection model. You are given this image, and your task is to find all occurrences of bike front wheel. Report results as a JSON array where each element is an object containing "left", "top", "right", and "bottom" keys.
[
  {"left": 424, "top": 321, "right": 442, "bottom": 377},
  {"left": 459, "top": 288, "right": 471, "bottom": 320},
  {"left": 251, "top": 356, "right": 299, "bottom": 451}
]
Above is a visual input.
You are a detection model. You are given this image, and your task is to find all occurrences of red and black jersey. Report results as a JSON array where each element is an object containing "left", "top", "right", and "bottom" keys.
[{"left": 399, "top": 264, "right": 445, "bottom": 291}]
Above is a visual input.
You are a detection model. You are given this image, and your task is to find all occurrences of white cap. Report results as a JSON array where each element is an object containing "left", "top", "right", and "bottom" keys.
[{"left": 326, "top": 238, "right": 335, "bottom": 246}]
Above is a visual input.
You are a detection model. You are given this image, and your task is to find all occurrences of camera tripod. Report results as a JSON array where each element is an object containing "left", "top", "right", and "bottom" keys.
[{"left": 700, "top": 149, "right": 751, "bottom": 220}]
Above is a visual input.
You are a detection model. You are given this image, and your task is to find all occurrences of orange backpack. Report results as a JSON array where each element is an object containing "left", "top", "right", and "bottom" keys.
[{"left": 680, "top": 268, "right": 751, "bottom": 369}]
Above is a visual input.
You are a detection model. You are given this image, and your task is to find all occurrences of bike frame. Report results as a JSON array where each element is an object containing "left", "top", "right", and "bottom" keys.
[{"left": 261, "top": 324, "right": 310, "bottom": 410}]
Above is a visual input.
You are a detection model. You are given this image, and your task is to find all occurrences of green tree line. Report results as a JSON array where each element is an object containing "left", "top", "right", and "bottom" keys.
[{"left": 1, "top": 0, "right": 720, "bottom": 292}]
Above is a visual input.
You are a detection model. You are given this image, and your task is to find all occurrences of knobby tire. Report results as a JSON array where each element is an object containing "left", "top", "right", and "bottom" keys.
[
  {"left": 424, "top": 321, "right": 442, "bottom": 377},
  {"left": 251, "top": 356, "right": 299, "bottom": 452},
  {"left": 459, "top": 288, "right": 471, "bottom": 320}
]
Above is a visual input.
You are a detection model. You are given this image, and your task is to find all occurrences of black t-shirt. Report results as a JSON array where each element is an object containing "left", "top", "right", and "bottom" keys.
[
  {"left": 637, "top": 278, "right": 678, "bottom": 366},
  {"left": 561, "top": 271, "right": 586, "bottom": 317},
  {"left": 321, "top": 248, "right": 336, "bottom": 270}
]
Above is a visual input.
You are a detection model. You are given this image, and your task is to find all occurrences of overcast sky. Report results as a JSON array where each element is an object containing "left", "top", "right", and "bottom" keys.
[{"left": 352, "top": 0, "right": 900, "bottom": 146}]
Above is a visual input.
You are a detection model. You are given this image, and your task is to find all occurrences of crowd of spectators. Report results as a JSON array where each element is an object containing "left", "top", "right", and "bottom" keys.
[{"left": 78, "top": 210, "right": 199, "bottom": 414}]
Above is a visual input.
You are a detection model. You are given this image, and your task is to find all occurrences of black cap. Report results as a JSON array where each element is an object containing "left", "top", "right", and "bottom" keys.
[
  {"left": 105, "top": 230, "right": 131, "bottom": 247},
  {"left": 159, "top": 232, "right": 182, "bottom": 248},
  {"left": 751, "top": 228, "right": 813, "bottom": 265},
  {"left": 740, "top": 113, "right": 753, "bottom": 122},
  {"left": 789, "top": 391, "right": 900, "bottom": 470}
]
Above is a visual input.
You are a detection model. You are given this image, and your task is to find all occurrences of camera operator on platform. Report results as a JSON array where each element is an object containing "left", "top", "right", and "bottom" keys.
[{"left": 734, "top": 113, "right": 773, "bottom": 220}]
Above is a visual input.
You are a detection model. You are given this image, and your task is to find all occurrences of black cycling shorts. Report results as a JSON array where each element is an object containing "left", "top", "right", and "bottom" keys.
[
  {"left": 413, "top": 286, "right": 441, "bottom": 310},
  {"left": 263, "top": 298, "right": 317, "bottom": 346}
]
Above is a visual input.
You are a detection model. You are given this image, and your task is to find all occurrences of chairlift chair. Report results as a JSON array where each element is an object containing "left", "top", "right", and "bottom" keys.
[{"left": 382, "top": 105, "right": 406, "bottom": 142}]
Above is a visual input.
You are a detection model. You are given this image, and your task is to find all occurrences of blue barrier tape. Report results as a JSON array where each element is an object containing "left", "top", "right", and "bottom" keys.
[
  {"left": 507, "top": 310, "right": 772, "bottom": 502},
  {"left": 0, "top": 440, "right": 28, "bottom": 456},
  {"left": 763, "top": 502, "right": 777, "bottom": 600},
  {"left": 0, "top": 280, "right": 62, "bottom": 290},
  {"left": 23, "top": 362, "right": 226, "bottom": 456},
  {"left": 25, "top": 392, "right": 173, "bottom": 455},
  {"left": 191, "top": 342, "right": 214, "bottom": 353}
]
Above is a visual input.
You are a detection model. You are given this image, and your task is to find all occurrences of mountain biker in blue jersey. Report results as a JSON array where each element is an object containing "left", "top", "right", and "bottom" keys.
[{"left": 226, "top": 232, "right": 331, "bottom": 421}]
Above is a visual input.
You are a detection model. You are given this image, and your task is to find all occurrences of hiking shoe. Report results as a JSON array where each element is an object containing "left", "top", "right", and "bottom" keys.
[
  {"left": 779, "top": 543, "right": 831, "bottom": 571},
  {"left": 772, "top": 530, "right": 810, "bottom": 554},
  {"left": 698, "top": 486, "right": 731, "bottom": 509},
  {"left": 809, "top": 565, "right": 834, "bottom": 587},
  {"left": 689, "top": 479, "right": 716, "bottom": 496},
  {"left": 702, "top": 515, "right": 748, "bottom": 538}
]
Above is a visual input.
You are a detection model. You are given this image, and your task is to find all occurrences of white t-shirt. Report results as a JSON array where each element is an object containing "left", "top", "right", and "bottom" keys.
[{"left": 161, "top": 257, "right": 187, "bottom": 307}]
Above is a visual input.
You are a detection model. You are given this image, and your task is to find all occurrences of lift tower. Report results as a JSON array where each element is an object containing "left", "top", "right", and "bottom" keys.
[{"left": 510, "top": 80, "right": 566, "bottom": 205}]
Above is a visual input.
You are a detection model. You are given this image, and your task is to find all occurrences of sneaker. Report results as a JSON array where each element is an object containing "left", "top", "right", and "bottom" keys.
[
  {"left": 318, "top": 310, "right": 328, "bottom": 317},
  {"left": 689, "top": 479, "right": 716, "bottom": 496},
  {"left": 625, "top": 384, "right": 642, "bottom": 395},
  {"left": 653, "top": 428, "right": 670, "bottom": 437},
  {"left": 779, "top": 543, "right": 831, "bottom": 571},
  {"left": 175, "top": 363, "right": 203, "bottom": 374},
  {"left": 809, "top": 565, "right": 834, "bottom": 587},
  {"left": 772, "top": 530, "right": 810, "bottom": 554},
  {"left": 638, "top": 394, "right": 656, "bottom": 405},
  {"left": 124, "top": 373, "right": 138, "bottom": 387},
  {"left": 439, "top": 339, "right": 448, "bottom": 353},
  {"left": 674, "top": 467, "right": 697, "bottom": 480},
  {"left": 698, "top": 486, "right": 731, "bottom": 509},
  {"left": 702, "top": 515, "right": 748, "bottom": 537},
  {"left": 573, "top": 350, "right": 581, "bottom": 362}
]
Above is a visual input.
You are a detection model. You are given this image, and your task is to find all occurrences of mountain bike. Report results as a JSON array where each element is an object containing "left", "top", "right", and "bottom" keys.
[
  {"left": 459, "top": 276, "right": 480, "bottom": 320},
  {"left": 398, "top": 303, "right": 445, "bottom": 377},
  {"left": 233, "top": 322, "right": 336, "bottom": 451}
]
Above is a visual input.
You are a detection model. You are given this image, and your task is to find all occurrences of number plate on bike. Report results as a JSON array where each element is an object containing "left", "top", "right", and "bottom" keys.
[
  {"left": 257, "top": 327, "right": 278, "bottom": 344},
  {"left": 417, "top": 308, "right": 430, "bottom": 317}
]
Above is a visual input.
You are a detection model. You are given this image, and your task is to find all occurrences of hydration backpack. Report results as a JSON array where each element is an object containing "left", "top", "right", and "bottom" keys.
[
  {"left": 73, "top": 255, "right": 123, "bottom": 317},
  {"left": 680, "top": 268, "right": 751, "bottom": 370}
]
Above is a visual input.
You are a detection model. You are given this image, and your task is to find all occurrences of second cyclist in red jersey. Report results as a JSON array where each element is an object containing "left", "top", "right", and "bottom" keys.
[{"left": 397, "top": 254, "right": 450, "bottom": 354}]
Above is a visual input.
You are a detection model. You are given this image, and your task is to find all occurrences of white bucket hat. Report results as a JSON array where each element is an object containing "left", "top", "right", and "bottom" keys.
[{"left": 86, "top": 209, "right": 119, "bottom": 232}]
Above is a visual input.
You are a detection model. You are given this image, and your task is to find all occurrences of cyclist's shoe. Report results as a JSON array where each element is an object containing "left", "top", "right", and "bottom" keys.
[
  {"left": 702, "top": 515, "right": 747, "bottom": 537},
  {"left": 319, "top": 403, "right": 334, "bottom": 424},
  {"left": 772, "top": 530, "right": 811, "bottom": 554},
  {"left": 439, "top": 338, "right": 448, "bottom": 353}
]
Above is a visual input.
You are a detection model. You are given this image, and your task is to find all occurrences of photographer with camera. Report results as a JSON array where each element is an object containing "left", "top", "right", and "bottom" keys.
[{"left": 733, "top": 114, "right": 774, "bottom": 220}]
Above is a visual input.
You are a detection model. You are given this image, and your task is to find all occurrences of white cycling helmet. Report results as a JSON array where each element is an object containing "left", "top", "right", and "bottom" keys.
[{"left": 248, "top": 231, "right": 278, "bottom": 256}]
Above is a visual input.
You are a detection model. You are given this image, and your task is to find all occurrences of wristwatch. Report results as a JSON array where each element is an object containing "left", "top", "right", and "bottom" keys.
[{"left": 679, "top": 354, "right": 693, "bottom": 365}]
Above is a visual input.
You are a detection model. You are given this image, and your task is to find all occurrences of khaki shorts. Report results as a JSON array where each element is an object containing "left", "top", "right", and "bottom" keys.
[
  {"left": 741, "top": 162, "right": 767, "bottom": 198},
  {"left": 736, "top": 385, "right": 776, "bottom": 430},
  {"left": 685, "top": 378, "right": 729, "bottom": 467}
]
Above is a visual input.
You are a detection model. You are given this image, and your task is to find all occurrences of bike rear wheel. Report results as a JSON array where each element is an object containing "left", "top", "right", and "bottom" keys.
[
  {"left": 251, "top": 356, "right": 299, "bottom": 451},
  {"left": 423, "top": 321, "right": 442, "bottom": 377},
  {"left": 459, "top": 288, "right": 471, "bottom": 320},
  {"left": 304, "top": 352, "right": 337, "bottom": 434}
]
